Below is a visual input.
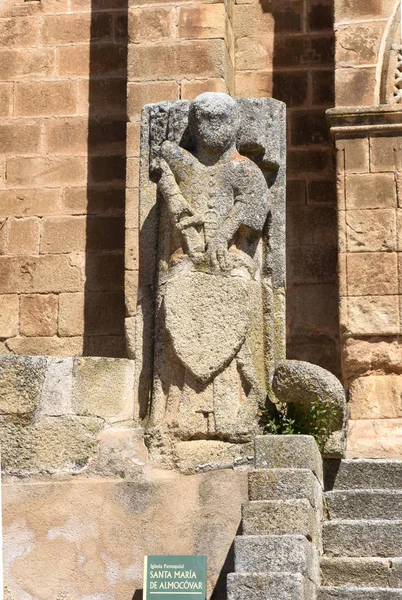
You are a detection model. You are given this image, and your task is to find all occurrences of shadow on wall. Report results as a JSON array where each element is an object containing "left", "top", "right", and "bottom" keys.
[
  {"left": 83, "top": 0, "right": 129, "bottom": 358},
  {"left": 260, "top": 0, "right": 341, "bottom": 378}
]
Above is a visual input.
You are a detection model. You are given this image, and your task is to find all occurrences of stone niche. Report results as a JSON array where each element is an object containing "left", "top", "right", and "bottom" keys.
[{"left": 128, "top": 92, "right": 286, "bottom": 469}]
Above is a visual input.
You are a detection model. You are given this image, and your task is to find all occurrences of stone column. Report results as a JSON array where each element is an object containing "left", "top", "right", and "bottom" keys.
[{"left": 328, "top": 106, "right": 402, "bottom": 458}]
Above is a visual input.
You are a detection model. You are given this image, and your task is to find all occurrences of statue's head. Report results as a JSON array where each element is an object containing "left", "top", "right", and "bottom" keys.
[{"left": 189, "top": 92, "right": 239, "bottom": 153}]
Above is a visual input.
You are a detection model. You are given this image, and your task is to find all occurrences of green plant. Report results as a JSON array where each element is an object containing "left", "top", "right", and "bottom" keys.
[{"left": 261, "top": 398, "right": 338, "bottom": 453}]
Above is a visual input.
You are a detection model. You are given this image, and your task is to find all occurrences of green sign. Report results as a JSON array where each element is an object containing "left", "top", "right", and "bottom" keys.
[{"left": 144, "top": 555, "right": 207, "bottom": 600}]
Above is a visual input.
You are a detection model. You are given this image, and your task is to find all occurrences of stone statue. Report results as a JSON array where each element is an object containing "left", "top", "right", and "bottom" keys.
[{"left": 132, "top": 92, "right": 286, "bottom": 467}]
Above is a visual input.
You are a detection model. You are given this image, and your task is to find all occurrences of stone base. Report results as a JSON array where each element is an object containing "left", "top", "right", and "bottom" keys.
[{"left": 346, "top": 419, "right": 402, "bottom": 459}]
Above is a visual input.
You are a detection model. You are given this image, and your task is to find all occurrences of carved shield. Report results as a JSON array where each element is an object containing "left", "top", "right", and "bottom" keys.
[{"left": 164, "top": 271, "right": 250, "bottom": 383}]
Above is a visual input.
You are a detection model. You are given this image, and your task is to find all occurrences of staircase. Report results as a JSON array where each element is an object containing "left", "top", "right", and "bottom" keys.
[
  {"left": 227, "top": 435, "right": 323, "bottom": 600},
  {"left": 319, "top": 459, "right": 402, "bottom": 599}
]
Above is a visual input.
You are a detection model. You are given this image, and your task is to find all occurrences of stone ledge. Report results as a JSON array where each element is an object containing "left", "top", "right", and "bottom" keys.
[{"left": 327, "top": 105, "right": 402, "bottom": 136}]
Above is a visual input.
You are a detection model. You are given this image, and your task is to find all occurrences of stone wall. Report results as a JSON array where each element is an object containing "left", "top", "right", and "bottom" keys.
[{"left": 0, "top": 0, "right": 340, "bottom": 379}]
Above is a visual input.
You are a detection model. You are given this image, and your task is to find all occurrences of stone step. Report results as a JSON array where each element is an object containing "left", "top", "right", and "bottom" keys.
[
  {"left": 324, "top": 459, "right": 402, "bottom": 491},
  {"left": 320, "top": 557, "right": 392, "bottom": 587},
  {"left": 227, "top": 572, "right": 311, "bottom": 600},
  {"left": 235, "top": 535, "right": 319, "bottom": 584},
  {"left": 326, "top": 490, "right": 402, "bottom": 520},
  {"left": 317, "top": 587, "right": 402, "bottom": 600},
  {"left": 255, "top": 436, "right": 323, "bottom": 485},
  {"left": 320, "top": 557, "right": 402, "bottom": 588},
  {"left": 323, "top": 520, "right": 402, "bottom": 557},
  {"left": 248, "top": 468, "right": 323, "bottom": 512},
  {"left": 242, "top": 499, "right": 320, "bottom": 544}
]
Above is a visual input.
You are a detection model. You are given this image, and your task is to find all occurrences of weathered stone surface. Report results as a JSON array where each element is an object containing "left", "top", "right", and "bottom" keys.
[
  {"left": 255, "top": 435, "right": 323, "bottom": 484},
  {"left": 248, "top": 468, "right": 323, "bottom": 511},
  {"left": 3, "top": 469, "right": 247, "bottom": 599},
  {"left": 175, "top": 440, "right": 254, "bottom": 474},
  {"left": 320, "top": 557, "right": 392, "bottom": 588},
  {"left": 390, "top": 558, "right": 402, "bottom": 587},
  {"left": 323, "top": 520, "right": 402, "bottom": 557},
  {"left": 72, "top": 357, "right": 135, "bottom": 422},
  {"left": 325, "top": 459, "right": 402, "bottom": 490},
  {"left": 347, "top": 420, "right": 402, "bottom": 459},
  {"left": 349, "top": 375, "right": 402, "bottom": 420},
  {"left": 272, "top": 360, "right": 347, "bottom": 457},
  {"left": 318, "top": 588, "right": 402, "bottom": 600},
  {"left": 0, "top": 415, "right": 103, "bottom": 474},
  {"left": 0, "top": 294, "right": 19, "bottom": 337},
  {"left": 242, "top": 498, "right": 319, "bottom": 543},
  {"left": 326, "top": 490, "right": 402, "bottom": 520},
  {"left": 0, "top": 356, "right": 47, "bottom": 415},
  {"left": 37, "top": 357, "right": 73, "bottom": 417},
  {"left": 227, "top": 572, "right": 307, "bottom": 600},
  {"left": 138, "top": 92, "right": 286, "bottom": 464},
  {"left": 235, "top": 534, "right": 319, "bottom": 584}
]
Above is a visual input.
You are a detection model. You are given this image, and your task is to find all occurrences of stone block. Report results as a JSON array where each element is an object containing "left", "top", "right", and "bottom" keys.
[
  {"left": 58, "top": 44, "right": 126, "bottom": 78},
  {"left": 248, "top": 468, "right": 323, "bottom": 510},
  {"left": 318, "top": 588, "right": 402, "bottom": 600},
  {"left": 127, "top": 122, "right": 140, "bottom": 157},
  {"left": 6, "top": 157, "right": 87, "bottom": 188},
  {"left": 321, "top": 557, "right": 391, "bottom": 588},
  {"left": 62, "top": 187, "right": 124, "bottom": 217},
  {"left": 90, "top": 155, "right": 126, "bottom": 185},
  {"left": 336, "top": 22, "right": 384, "bottom": 67},
  {"left": 0, "top": 295, "right": 19, "bottom": 337},
  {"left": 307, "top": 180, "right": 336, "bottom": 205},
  {"left": 38, "top": 358, "right": 73, "bottom": 417},
  {"left": 335, "top": 67, "right": 376, "bottom": 107},
  {"left": 337, "top": 137, "right": 369, "bottom": 173},
  {"left": 325, "top": 458, "right": 402, "bottom": 490},
  {"left": 323, "top": 520, "right": 402, "bottom": 557},
  {"left": 254, "top": 435, "right": 323, "bottom": 484},
  {"left": 346, "top": 209, "right": 396, "bottom": 252},
  {"left": 86, "top": 254, "right": 124, "bottom": 292},
  {"left": 345, "top": 173, "right": 396, "bottom": 209},
  {"left": 0, "top": 189, "right": 61, "bottom": 218},
  {"left": 0, "top": 255, "right": 83, "bottom": 294},
  {"left": 58, "top": 292, "right": 84, "bottom": 337},
  {"left": 235, "top": 534, "right": 319, "bottom": 584},
  {"left": 347, "top": 419, "right": 402, "bottom": 459},
  {"left": 342, "top": 338, "right": 402, "bottom": 382},
  {"left": 7, "top": 217, "right": 40, "bottom": 255},
  {"left": 126, "top": 188, "right": 139, "bottom": 230},
  {"left": 86, "top": 216, "right": 124, "bottom": 252},
  {"left": 125, "top": 228, "right": 139, "bottom": 270},
  {"left": 6, "top": 336, "right": 83, "bottom": 357},
  {"left": 227, "top": 573, "right": 306, "bottom": 600},
  {"left": 349, "top": 375, "right": 402, "bottom": 420},
  {"left": 390, "top": 558, "right": 402, "bottom": 587},
  {"left": 0, "top": 83, "right": 12, "bottom": 117},
  {"left": 335, "top": 0, "right": 395, "bottom": 22},
  {"left": 346, "top": 252, "right": 398, "bottom": 296},
  {"left": 78, "top": 78, "right": 127, "bottom": 117},
  {"left": 0, "top": 415, "right": 103, "bottom": 475},
  {"left": 125, "top": 270, "right": 139, "bottom": 316},
  {"left": 175, "top": 439, "right": 254, "bottom": 474},
  {"left": 72, "top": 357, "right": 135, "bottom": 422},
  {"left": 126, "top": 157, "right": 140, "bottom": 188},
  {"left": 178, "top": 5, "right": 225, "bottom": 39},
  {"left": 242, "top": 498, "right": 319, "bottom": 543},
  {"left": 0, "top": 356, "right": 46, "bottom": 415},
  {"left": 127, "top": 81, "right": 179, "bottom": 119},
  {"left": 370, "top": 135, "right": 400, "bottom": 172},
  {"left": 20, "top": 294, "right": 58, "bottom": 337},
  {"left": 40, "top": 216, "right": 86, "bottom": 254},
  {"left": 128, "top": 7, "right": 175, "bottom": 42},
  {"left": 44, "top": 117, "right": 89, "bottom": 154},
  {"left": 396, "top": 210, "right": 402, "bottom": 250},
  {"left": 14, "top": 82, "right": 77, "bottom": 117},
  {"left": 326, "top": 489, "right": 402, "bottom": 520},
  {"left": 312, "top": 70, "right": 334, "bottom": 106},
  {"left": 41, "top": 13, "right": 112, "bottom": 45},
  {"left": 0, "top": 121, "right": 41, "bottom": 154},
  {"left": 89, "top": 424, "right": 148, "bottom": 477},
  {"left": 0, "top": 16, "right": 39, "bottom": 47},
  {"left": 0, "top": 48, "right": 55, "bottom": 80},
  {"left": 181, "top": 78, "right": 228, "bottom": 99},
  {"left": 128, "top": 39, "right": 227, "bottom": 80},
  {"left": 346, "top": 296, "right": 399, "bottom": 336},
  {"left": 84, "top": 291, "right": 125, "bottom": 336}
]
